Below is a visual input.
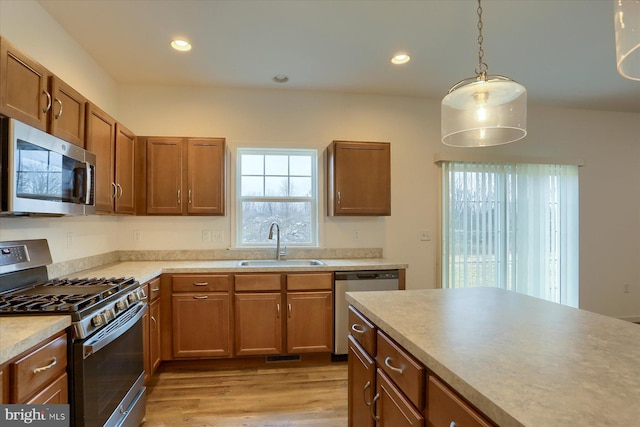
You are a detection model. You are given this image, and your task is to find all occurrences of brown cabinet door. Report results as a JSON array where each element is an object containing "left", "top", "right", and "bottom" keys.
[
  {"left": 376, "top": 369, "right": 424, "bottom": 427},
  {"left": 234, "top": 292, "right": 282, "bottom": 356},
  {"left": 348, "top": 336, "right": 376, "bottom": 427},
  {"left": 142, "top": 303, "right": 151, "bottom": 384},
  {"left": 147, "top": 137, "right": 183, "bottom": 214},
  {"left": 172, "top": 293, "right": 231, "bottom": 358},
  {"left": 25, "top": 373, "right": 68, "bottom": 404},
  {"left": 85, "top": 103, "right": 116, "bottom": 213},
  {"left": 427, "top": 375, "right": 493, "bottom": 427},
  {"left": 286, "top": 291, "right": 333, "bottom": 353},
  {"left": 0, "top": 37, "right": 50, "bottom": 131},
  {"left": 187, "top": 138, "right": 225, "bottom": 215},
  {"left": 330, "top": 140, "right": 391, "bottom": 216},
  {"left": 149, "top": 299, "right": 161, "bottom": 373},
  {"left": 49, "top": 76, "right": 86, "bottom": 147},
  {"left": 114, "top": 123, "right": 136, "bottom": 214}
]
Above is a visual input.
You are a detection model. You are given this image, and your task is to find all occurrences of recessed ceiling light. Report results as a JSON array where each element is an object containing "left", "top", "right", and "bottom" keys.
[
  {"left": 273, "top": 75, "right": 289, "bottom": 83},
  {"left": 171, "top": 39, "right": 192, "bottom": 52},
  {"left": 391, "top": 53, "right": 411, "bottom": 65}
]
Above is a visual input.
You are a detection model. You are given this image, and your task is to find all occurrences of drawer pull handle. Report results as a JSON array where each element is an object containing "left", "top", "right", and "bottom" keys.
[
  {"left": 363, "top": 381, "right": 372, "bottom": 406},
  {"left": 193, "top": 282, "right": 209, "bottom": 286},
  {"left": 33, "top": 357, "right": 57, "bottom": 374},
  {"left": 193, "top": 295, "right": 208, "bottom": 299},
  {"left": 384, "top": 356, "right": 405, "bottom": 374},
  {"left": 351, "top": 324, "right": 366, "bottom": 334},
  {"left": 370, "top": 393, "right": 380, "bottom": 422},
  {"left": 450, "top": 423, "right": 457, "bottom": 427},
  {"left": 151, "top": 287, "right": 160, "bottom": 292}
]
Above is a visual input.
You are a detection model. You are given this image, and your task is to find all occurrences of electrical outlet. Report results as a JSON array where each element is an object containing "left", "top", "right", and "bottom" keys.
[
  {"left": 133, "top": 230, "right": 140, "bottom": 241},
  {"left": 212, "top": 231, "right": 223, "bottom": 242},
  {"left": 624, "top": 282, "right": 630, "bottom": 293},
  {"left": 352, "top": 230, "right": 360, "bottom": 241},
  {"left": 66, "top": 232, "right": 73, "bottom": 248},
  {"left": 419, "top": 230, "right": 431, "bottom": 241},
  {"left": 202, "top": 230, "right": 212, "bottom": 242}
]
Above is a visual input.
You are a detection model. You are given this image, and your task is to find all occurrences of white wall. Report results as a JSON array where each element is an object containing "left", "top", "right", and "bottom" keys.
[{"left": 1, "top": 1, "right": 639, "bottom": 319}]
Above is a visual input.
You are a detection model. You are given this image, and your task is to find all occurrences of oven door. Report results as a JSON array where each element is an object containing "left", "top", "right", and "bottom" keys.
[{"left": 72, "top": 302, "right": 146, "bottom": 427}]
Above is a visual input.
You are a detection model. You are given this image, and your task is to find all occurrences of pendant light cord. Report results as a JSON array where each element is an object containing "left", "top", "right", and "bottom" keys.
[{"left": 475, "top": 0, "right": 488, "bottom": 79}]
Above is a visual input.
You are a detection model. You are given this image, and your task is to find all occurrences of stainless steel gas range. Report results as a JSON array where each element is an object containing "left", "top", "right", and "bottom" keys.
[{"left": 0, "top": 239, "right": 146, "bottom": 427}]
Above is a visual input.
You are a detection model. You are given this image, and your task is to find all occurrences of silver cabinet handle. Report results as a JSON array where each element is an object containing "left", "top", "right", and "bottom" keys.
[
  {"left": 177, "top": 189, "right": 181, "bottom": 205},
  {"left": 33, "top": 357, "right": 57, "bottom": 374},
  {"left": 337, "top": 191, "right": 341, "bottom": 205},
  {"left": 277, "top": 303, "right": 281, "bottom": 318},
  {"left": 188, "top": 189, "right": 192, "bottom": 204},
  {"left": 112, "top": 182, "right": 117, "bottom": 199},
  {"left": 384, "top": 356, "right": 405, "bottom": 374},
  {"left": 151, "top": 315, "right": 157, "bottom": 332},
  {"left": 192, "top": 282, "right": 208, "bottom": 286},
  {"left": 288, "top": 303, "right": 292, "bottom": 318},
  {"left": 53, "top": 98, "right": 63, "bottom": 119},
  {"left": 363, "top": 381, "right": 372, "bottom": 406},
  {"left": 151, "top": 287, "right": 160, "bottom": 292},
  {"left": 370, "top": 393, "right": 380, "bottom": 422},
  {"left": 193, "top": 295, "right": 208, "bottom": 299},
  {"left": 42, "top": 90, "right": 52, "bottom": 113},
  {"left": 351, "top": 324, "right": 366, "bottom": 334},
  {"left": 117, "top": 183, "right": 123, "bottom": 199},
  {"left": 450, "top": 423, "right": 457, "bottom": 427}
]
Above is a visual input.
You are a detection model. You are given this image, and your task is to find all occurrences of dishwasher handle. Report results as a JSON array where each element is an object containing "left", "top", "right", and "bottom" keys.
[{"left": 335, "top": 270, "right": 399, "bottom": 281}]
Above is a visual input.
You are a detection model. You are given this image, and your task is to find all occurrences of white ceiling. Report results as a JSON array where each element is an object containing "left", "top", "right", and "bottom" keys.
[{"left": 39, "top": 0, "right": 640, "bottom": 113}]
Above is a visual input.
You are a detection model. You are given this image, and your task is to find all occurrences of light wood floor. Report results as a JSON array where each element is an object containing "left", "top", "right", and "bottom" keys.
[{"left": 142, "top": 361, "right": 348, "bottom": 427}]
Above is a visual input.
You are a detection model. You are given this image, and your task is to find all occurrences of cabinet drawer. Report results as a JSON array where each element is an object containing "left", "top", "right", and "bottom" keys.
[
  {"left": 427, "top": 375, "right": 493, "bottom": 427},
  {"left": 172, "top": 274, "right": 230, "bottom": 292},
  {"left": 376, "top": 330, "right": 425, "bottom": 410},
  {"left": 12, "top": 333, "right": 67, "bottom": 403},
  {"left": 286, "top": 273, "right": 332, "bottom": 291},
  {"left": 376, "top": 369, "right": 424, "bottom": 427},
  {"left": 147, "top": 277, "right": 161, "bottom": 302},
  {"left": 26, "top": 372, "right": 68, "bottom": 404},
  {"left": 235, "top": 274, "right": 282, "bottom": 292},
  {"left": 348, "top": 306, "right": 377, "bottom": 356}
]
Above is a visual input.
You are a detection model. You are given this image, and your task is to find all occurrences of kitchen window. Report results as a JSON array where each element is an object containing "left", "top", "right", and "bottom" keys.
[
  {"left": 441, "top": 161, "right": 579, "bottom": 307},
  {"left": 236, "top": 148, "right": 318, "bottom": 247}
]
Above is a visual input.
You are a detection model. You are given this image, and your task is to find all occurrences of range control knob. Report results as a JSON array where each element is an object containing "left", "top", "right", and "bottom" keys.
[
  {"left": 92, "top": 313, "right": 106, "bottom": 327},
  {"left": 127, "top": 292, "right": 139, "bottom": 304},
  {"left": 103, "top": 308, "right": 116, "bottom": 322},
  {"left": 116, "top": 298, "right": 129, "bottom": 311}
]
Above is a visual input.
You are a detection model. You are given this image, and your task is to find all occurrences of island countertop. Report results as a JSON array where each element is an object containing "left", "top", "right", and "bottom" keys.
[{"left": 345, "top": 287, "right": 640, "bottom": 427}]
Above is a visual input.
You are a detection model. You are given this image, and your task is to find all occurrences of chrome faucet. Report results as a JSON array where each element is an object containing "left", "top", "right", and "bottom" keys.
[{"left": 268, "top": 222, "right": 283, "bottom": 261}]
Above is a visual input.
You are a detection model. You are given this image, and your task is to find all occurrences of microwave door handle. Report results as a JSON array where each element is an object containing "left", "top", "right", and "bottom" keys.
[{"left": 84, "top": 161, "right": 93, "bottom": 204}]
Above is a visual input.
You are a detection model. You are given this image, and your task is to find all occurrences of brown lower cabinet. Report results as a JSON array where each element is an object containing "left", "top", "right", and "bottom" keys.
[
  {"left": 143, "top": 277, "right": 162, "bottom": 384},
  {"left": 0, "top": 331, "right": 68, "bottom": 404},
  {"left": 348, "top": 306, "right": 495, "bottom": 427},
  {"left": 286, "top": 290, "right": 333, "bottom": 353},
  {"left": 171, "top": 274, "right": 232, "bottom": 358}
]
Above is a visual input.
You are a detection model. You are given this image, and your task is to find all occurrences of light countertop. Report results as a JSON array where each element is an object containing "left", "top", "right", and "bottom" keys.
[
  {"left": 65, "top": 258, "right": 408, "bottom": 284},
  {"left": 0, "top": 316, "right": 71, "bottom": 365},
  {"left": 346, "top": 287, "right": 640, "bottom": 427}
]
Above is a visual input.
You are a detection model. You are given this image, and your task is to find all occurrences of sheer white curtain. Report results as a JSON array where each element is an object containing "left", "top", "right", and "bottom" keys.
[{"left": 442, "top": 161, "right": 579, "bottom": 307}]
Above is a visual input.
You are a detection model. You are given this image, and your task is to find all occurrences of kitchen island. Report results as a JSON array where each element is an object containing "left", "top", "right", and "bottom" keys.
[{"left": 346, "top": 287, "right": 640, "bottom": 426}]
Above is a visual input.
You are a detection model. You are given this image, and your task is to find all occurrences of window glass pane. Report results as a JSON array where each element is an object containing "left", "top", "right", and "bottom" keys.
[
  {"left": 241, "top": 176, "right": 263, "bottom": 196},
  {"left": 242, "top": 155, "right": 264, "bottom": 175},
  {"left": 265, "top": 177, "right": 288, "bottom": 196},
  {"left": 290, "top": 177, "right": 311, "bottom": 197},
  {"left": 290, "top": 155, "right": 311, "bottom": 176},
  {"left": 265, "top": 155, "right": 288, "bottom": 175},
  {"left": 241, "top": 201, "right": 312, "bottom": 244}
]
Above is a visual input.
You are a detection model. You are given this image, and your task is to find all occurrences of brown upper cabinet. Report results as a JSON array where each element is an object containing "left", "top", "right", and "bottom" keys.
[
  {"left": 85, "top": 103, "right": 136, "bottom": 214},
  {"left": 139, "top": 136, "right": 225, "bottom": 215},
  {"left": 0, "top": 37, "right": 86, "bottom": 147},
  {"left": 327, "top": 140, "right": 391, "bottom": 216}
]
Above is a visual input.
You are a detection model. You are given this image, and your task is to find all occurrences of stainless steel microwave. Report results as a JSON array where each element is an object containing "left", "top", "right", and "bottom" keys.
[{"left": 0, "top": 117, "right": 96, "bottom": 216}]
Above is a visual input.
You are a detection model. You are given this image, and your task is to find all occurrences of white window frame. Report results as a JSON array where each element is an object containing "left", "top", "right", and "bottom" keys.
[{"left": 235, "top": 148, "right": 318, "bottom": 247}]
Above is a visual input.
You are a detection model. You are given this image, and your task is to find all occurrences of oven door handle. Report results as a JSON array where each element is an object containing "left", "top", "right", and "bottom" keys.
[{"left": 82, "top": 303, "right": 147, "bottom": 359}]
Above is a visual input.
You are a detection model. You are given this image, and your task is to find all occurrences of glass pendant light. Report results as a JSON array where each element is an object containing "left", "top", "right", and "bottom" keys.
[
  {"left": 441, "top": 0, "right": 527, "bottom": 147},
  {"left": 614, "top": 0, "right": 640, "bottom": 81}
]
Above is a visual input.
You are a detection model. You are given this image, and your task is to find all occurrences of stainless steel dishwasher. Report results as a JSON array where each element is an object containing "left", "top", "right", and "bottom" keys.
[{"left": 334, "top": 270, "right": 399, "bottom": 355}]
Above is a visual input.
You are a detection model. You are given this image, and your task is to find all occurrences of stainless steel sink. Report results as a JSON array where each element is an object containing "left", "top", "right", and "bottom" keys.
[{"left": 237, "top": 259, "right": 326, "bottom": 267}]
